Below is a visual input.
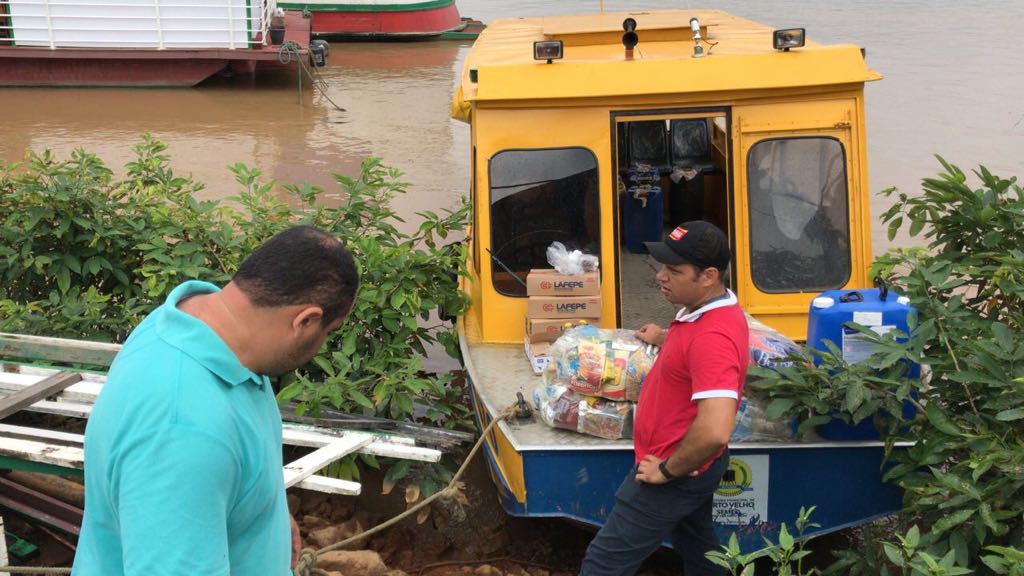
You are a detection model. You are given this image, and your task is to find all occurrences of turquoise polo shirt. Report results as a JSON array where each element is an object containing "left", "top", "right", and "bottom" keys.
[{"left": 73, "top": 281, "right": 291, "bottom": 576}]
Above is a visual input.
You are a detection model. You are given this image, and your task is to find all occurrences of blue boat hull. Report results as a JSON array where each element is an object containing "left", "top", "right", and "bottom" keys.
[{"left": 469, "top": 379, "right": 903, "bottom": 552}]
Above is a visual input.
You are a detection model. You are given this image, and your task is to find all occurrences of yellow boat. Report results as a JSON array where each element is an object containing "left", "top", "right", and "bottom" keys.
[{"left": 452, "top": 9, "right": 898, "bottom": 550}]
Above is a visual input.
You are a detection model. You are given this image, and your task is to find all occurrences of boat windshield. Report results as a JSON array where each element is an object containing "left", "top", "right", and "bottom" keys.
[
  {"left": 488, "top": 147, "right": 601, "bottom": 296},
  {"left": 747, "top": 137, "right": 852, "bottom": 292}
]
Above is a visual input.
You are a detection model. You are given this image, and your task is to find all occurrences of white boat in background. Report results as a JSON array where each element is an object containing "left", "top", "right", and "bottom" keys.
[
  {"left": 0, "top": 0, "right": 320, "bottom": 86},
  {"left": 275, "top": 0, "right": 467, "bottom": 39}
]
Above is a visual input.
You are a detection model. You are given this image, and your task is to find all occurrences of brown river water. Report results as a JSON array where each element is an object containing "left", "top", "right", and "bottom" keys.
[{"left": 2, "top": 0, "right": 1022, "bottom": 256}]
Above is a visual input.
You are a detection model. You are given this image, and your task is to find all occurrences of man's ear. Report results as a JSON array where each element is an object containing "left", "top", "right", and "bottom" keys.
[
  {"left": 292, "top": 306, "right": 325, "bottom": 333},
  {"left": 702, "top": 267, "right": 720, "bottom": 287}
]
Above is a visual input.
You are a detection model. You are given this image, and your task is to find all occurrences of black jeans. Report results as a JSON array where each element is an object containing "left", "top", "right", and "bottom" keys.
[{"left": 579, "top": 450, "right": 729, "bottom": 576}]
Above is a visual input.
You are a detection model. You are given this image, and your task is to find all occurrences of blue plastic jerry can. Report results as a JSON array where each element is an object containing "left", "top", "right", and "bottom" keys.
[{"left": 806, "top": 282, "right": 919, "bottom": 440}]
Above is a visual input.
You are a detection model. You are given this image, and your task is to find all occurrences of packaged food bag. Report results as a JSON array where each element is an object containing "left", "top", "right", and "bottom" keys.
[
  {"left": 747, "top": 312, "right": 802, "bottom": 369},
  {"left": 733, "top": 313, "right": 802, "bottom": 442},
  {"left": 546, "top": 324, "right": 657, "bottom": 401},
  {"left": 730, "top": 394, "right": 796, "bottom": 442},
  {"left": 534, "top": 377, "right": 633, "bottom": 440}
]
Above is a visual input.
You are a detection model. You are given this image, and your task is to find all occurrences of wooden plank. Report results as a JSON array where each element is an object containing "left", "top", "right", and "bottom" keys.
[
  {"left": 0, "top": 367, "right": 105, "bottom": 404},
  {"left": 0, "top": 437, "right": 84, "bottom": 470},
  {"left": 0, "top": 371, "right": 82, "bottom": 420},
  {"left": 0, "top": 515, "right": 9, "bottom": 576},
  {"left": 282, "top": 427, "right": 441, "bottom": 463},
  {"left": 295, "top": 475, "right": 361, "bottom": 496},
  {"left": 0, "top": 424, "right": 83, "bottom": 447},
  {"left": 282, "top": 436, "right": 374, "bottom": 489},
  {"left": 0, "top": 477, "right": 82, "bottom": 536},
  {"left": 0, "top": 333, "right": 120, "bottom": 367},
  {"left": 12, "top": 399, "right": 93, "bottom": 419}
]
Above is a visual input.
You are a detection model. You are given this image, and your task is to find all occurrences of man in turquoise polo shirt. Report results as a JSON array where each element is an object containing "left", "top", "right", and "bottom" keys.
[{"left": 73, "top": 226, "right": 359, "bottom": 576}]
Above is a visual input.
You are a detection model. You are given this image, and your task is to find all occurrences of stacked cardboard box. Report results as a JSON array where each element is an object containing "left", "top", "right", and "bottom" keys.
[{"left": 524, "top": 269, "right": 601, "bottom": 373}]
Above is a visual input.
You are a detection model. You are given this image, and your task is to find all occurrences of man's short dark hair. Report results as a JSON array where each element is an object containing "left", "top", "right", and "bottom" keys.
[{"left": 234, "top": 226, "right": 359, "bottom": 325}]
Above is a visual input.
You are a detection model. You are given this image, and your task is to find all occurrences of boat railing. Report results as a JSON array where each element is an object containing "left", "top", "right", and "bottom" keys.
[{"left": 0, "top": 0, "right": 278, "bottom": 49}]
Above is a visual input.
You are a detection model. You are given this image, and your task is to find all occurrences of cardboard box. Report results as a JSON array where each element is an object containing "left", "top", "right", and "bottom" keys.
[
  {"left": 524, "top": 339, "right": 551, "bottom": 374},
  {"left": 527, "top": 295, "right": 602, "bottom": 319},
  {"left": 526, "top": 269, "right": 600, "bottom": 296},
  {"left": 526, "top": 317, "right": 594, "bottom": 343}
]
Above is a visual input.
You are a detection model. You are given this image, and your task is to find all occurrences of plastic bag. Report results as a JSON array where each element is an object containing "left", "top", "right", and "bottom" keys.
[
  {"left": 733, "top": 313, "right": 801, "bottom": 442},
  {"left": 730, "top": 395, "right": 796, "bottom": 442},
  {"left": 546, "top": 324, "right": 656, "bottom": 401},
  {"left": 546, "top": 242, "right": 600, "bottom": 276},
  {"left": 534, "top": 380, "right": 633, "bottom": 440},
  {"left": 746, "top": 312, "right": 802, "bottom": 369}
]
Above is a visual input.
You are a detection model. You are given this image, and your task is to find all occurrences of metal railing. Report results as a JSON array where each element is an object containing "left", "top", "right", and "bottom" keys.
[{"left": 0, "top": 0, "right": 277, "bottom": 49}]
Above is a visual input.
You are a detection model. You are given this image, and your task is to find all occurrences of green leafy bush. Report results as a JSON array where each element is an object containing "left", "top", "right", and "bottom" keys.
[
  {"left": 751, "top": 158, "right": 1024, "bottom": 573},
  {"left": 1, "top": 137, "right": 472, "bottom": 488}
]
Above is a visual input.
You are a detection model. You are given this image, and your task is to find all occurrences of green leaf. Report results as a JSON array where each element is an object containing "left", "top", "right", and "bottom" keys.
[
  {"left": 277, "top": 380, "right": 305, "bottom": 403},
  {"left": 796, "top": 414, "right": 832, "bottom": 434},
  {"left": 948, "top": 530, "right": 968, "bottom": 567},
  {"left": 62, "top": 253, "right": 82, "bottom": 274},
  {"left": 932, "top": 509, "right": 975, "bottom": 534},
  {"left": 991, "top": 322, "right": 1014, "bottom": 353},
  {"left": 383, "top": 459, "right": 412, "bottom": 485},
  {"left": 995, "top": 408, "right": 1024, "bottom": 421},
  {"left": 57, "top": 267, "right": 71, "bottom": 293},
  {"left": 888, "top": 216, "right": 904, "bottom": 241},
  {"left": 777, "top": 523, "right": 794, "bottom": 550},
  {"left": 390, "top": 291, "right": 405, "bottom": 309},
  {"left": 844, "top": 382, "right": 867, "bottom": 413},
  {"left": 765, "top": 398, "right": 796, "bottom": 419},
  {"left": 312, "top": 355, "right": 336, "bottom": 377},
  {"left": 349, "top": 389, "right": 374, "bottom": 409},
  {"left": 905, "top": 525, "right": 920, "bottom": 549},
  {"left": 882, "top": 542, "right": 905, "bottom": 567},
  {"left": 926, "top": 403, "right": 962, "bottom": 436}
]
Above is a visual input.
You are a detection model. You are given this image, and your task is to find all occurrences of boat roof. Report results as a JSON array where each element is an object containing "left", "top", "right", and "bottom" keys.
[{"left": 454, "top": 9, "right": 881, "bottom": 110}]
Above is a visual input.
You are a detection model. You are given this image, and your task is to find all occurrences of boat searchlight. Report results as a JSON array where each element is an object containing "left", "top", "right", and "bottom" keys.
[
  {"left": 773, "top": 28, "right": 806, "bottom": 51},
  {"left": 534, "top": 40, "right": 563, "bottom": 64},
  {"left": 689, "top": 17, "right": 705, "bottom": 58}
]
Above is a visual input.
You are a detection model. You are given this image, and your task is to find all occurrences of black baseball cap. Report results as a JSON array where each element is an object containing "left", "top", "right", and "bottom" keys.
[{"left": 644, "top": 220, "right": 731, "bottom": 271}]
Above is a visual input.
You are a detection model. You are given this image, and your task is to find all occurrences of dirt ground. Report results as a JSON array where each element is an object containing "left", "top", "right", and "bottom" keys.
[{"left": 287, "top": 450, "right": 692, "bottom": 576}]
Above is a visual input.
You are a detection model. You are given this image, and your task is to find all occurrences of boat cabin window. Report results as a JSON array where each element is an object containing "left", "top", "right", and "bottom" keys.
[
  {"left": 747, "top": 137, "right": 852, "bottom": 292},
  {"left": 488, "top": 148, "right": 600, "bottom": 296}
]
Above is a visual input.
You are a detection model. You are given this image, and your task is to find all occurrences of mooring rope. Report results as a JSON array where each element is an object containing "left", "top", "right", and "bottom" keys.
[
  {"left": 293, "top": 402, "right": 518, "bottom": 576},
  {"left": 277, "top": 41, "right": 346, "bottom": 113}
]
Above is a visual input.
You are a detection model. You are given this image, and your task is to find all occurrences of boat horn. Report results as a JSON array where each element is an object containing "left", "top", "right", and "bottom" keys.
[{"left": 622, "top": 18, "right": 638, "bottom": 60}]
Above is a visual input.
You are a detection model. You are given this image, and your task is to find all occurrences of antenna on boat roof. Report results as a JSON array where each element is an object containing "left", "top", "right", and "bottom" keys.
[{"left": 485, "top": 248, "right": 529, "bottom": 290}]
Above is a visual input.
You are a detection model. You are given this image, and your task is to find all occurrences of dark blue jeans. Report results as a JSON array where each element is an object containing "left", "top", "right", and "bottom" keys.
[{"left": 579, "top": 450, "right": 729, "bottom": 576}]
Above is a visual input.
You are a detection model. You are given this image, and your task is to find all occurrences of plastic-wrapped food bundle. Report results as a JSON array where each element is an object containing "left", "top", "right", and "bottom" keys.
[
  {"left": 534, "top": 379, "right": 633, "bottom": 440},
  {"left": 730, "top": 395, "right": 796, "bottom": 442},
  {"left": 732, "top": 313, "right": 802, "bottom": 442},
  {"left": 546, "top": 324, "right": 657, "bottom": 401},
  {"left": 747, "top": 313, "right": 802, "bottom": 369}
]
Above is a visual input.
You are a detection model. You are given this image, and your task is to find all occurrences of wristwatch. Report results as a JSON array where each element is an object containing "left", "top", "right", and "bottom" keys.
[{"left": 659, "top": 460, "right": 677, "bottom": 481}]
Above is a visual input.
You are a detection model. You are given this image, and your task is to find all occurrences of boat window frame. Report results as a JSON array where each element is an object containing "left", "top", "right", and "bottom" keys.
[
  {"left": 745, "top": 135, "right": 853, "bottom": 294},
  {"left": 486, "top": 146, "right": 602, "bottom": 298}
]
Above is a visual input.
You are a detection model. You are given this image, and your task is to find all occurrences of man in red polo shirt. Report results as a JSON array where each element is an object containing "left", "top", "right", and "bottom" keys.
[{"left": 580, "top": 220, "right": 749, "bottom": 576}]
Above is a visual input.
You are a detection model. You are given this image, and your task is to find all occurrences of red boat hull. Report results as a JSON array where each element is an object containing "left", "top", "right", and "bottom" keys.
[{"left": 298, "top": 2, "right": 464, "bottom": 38}]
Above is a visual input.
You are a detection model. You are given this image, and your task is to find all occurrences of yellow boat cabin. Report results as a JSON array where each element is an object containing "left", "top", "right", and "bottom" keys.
[
  {"left": 452, "top": 9, "right": 882, "bottom": 342},
  {"left": 450, "top": 10, "right": 905, "bottom": 548}
]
